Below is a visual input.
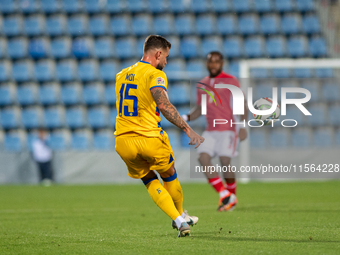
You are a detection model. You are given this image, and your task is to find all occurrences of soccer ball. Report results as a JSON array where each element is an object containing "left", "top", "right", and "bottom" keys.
[{"left": 253, "top": 97, "right": 280, "bottom": 125}]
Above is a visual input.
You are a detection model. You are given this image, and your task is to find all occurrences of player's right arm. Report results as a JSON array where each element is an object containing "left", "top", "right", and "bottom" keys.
[{"left": 150, "top": 87, "right": 204, "bottom": 148}]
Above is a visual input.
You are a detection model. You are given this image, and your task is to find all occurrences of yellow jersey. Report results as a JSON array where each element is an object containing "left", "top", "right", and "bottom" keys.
[{"left": 114, "top": 60, "right": 168, "bottom": 137}]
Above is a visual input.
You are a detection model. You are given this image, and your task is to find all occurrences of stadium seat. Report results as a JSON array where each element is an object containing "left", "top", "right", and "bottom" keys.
[
  {"left": 19, "top": 0, "right": 37, "bottom": 13},
  {"left": 217, "top": 14, "right": 238, "bottom": 35},
  {"left": 49, "top": 129, "right": 70, "bottom": 150},
  {"left": 260, "top": 14, "right": 281, "bottom": 34},
  {"left": 196, "top": 14, "right": 217, "bottom": 35},
  {"left": 93, "top": 130, "right": 114, "bottom": 150},
  {"left": 28, "top": 37, "right": 50, "bottom": 59},
  {"left": 115, "top": 37, "right": 137, "bottom": 59},
  {"left": 302, "top": 15, "right": 320, "bottom": 34},
  {"left": 315, "top": 68, "right": 333, "bottom": 78},
  {"left": 169, "top": 0, "right": 190, "bottom": 13},
  {"left": 254, "top": 81, "right": 275, "bottom": 99},
  {"left": 309, "top": 37, "right": 327, "bottom": 57},
  {"left": 306, "top": 104, "right": 328, "bottom": 127},
  {"left": 136, "top": 37, "right": 145, "bottom": 57},
  {"left": 228, "top": 60, "right": 240, "bottom": 77},
  {"left": 211, "top": 0, "right": 231, "bottom": 13},
  {"left": 232, "top": 0, "right": 252, "bottom": 13},
  {"left": 301, "top": 80, "right": 319, "bottom": 102},
  {"left": 110, "top": 15, "right": 132, "bottom": 36},
  {"left": 120, "top": 59, "right": 139, "bottom": 69},
  {"left": 281, "top": 13, "right": 302, "bottom": 34},
  {"left": 17, "top": 82, "right": 38, "bottom": 106},
  {"left": 238, "top": 14, "right": 259, "bottom": 35},
  {"left": 273, "top": 68, "right": 290, "bottom": 78},
  {"left": 154, "top": 14, "right": 175, "bottom": 35},
  {"left": 314, "top": 128, "right": 333, "bottom": 147},
  {"left": 12, "top": 60, "right": 33, "bottom": 82},
  {"left": 106, "top": 0, "right": 124, "bottom": 13},
  {"left": 66, "top": 106, "right": 87, "bottom": 128},
  {"left": 109, "top": 107, "right": 118, "bottom": 127},
  {"left": 27, "top": 131, "right": 38, "bottom": 151},
  {"left": 40, "top": 0, "right": 60, "bottom": 13},
  {"left": 71, "top": 129, "right": 93, "bottom": 150},
  {"left": 23, "top": 15, "right": 45, "bottom": 36},
  {"left": 329, "top": 105, "right": 340, "bottom": 126},
  {"left": 94, "top": 37, "right": 114, "bottom": 59},
  {"left": 61, "top": 0, "right": 83, "bottom": 13},
  {"left": 34, "top": 60, "right": 55, "bottom": 82},
  {"left": 285, "top": 106, "right": 305, "bottom": 126},
  {"left": 67, "top": 14, "right": 88, "bottom": 36},
  {"left": 266, "top": 36, "right": 286, "bottom": 57},
  {"left": 4, "top": 130, "right": 26, "bottom": 152},
  {"left": 164, "top": 59, "right": 186, "bottom": 80},
  {"left": 166, "top": 129, "right": 181, "bottom": 149},
  {"left": 168, "top": 82, "right": 190, "bottom": 104},
  {"left": 0, "top": 0, "right": 17, "bottom": 14},
  {"left": 100, "top": 61, "right": 120, "bottom": 82},
  {"left": 291, "top": 128, "right": 312, "bottom": 147},
  {"left": 175, "top": 14, "right": 195, "bottom": 35},
  {"left": 190, "top": 0, "right": 211, "bottom": 13},
  {"left": 254, "top": 0, "right": 273, "bottom": 12},
  {"left": 274, "top": 0, "right": 294, "bottom": 12},
  {"left": 44, "top": 106, "right": 66, "bottom": 128},
  {"left": 89, "top": 15, "right": 109, "bottom": 36},
  {"left": 148, "top": 0, "right": 168, "bottom": 13},
  {"left": 132, "top": 14, "right": 153, "bottom": 36},
  {"left": 82, "top": 82, "right": 104, "bottom": 105},
  {"left": 56, "top": 59, "right": 77, "bottom": 82},
  {"left": 294, "top": 68, "right": 312, "bottom": 78},
  {"left": 78, "top": 60, "right": 99, "bottom": 82},
  {"left": 223, "top": 37, "right": 243, "bottom": 58},
  {"left": 322, "top": 82, "right": 340, "bottom": 102},
  {"left": 72, "top": 37, "right": 93, "bottom": 59},
  {"left": 127, "top": 0, "right": 147, "bottom": 12},
  {"left": 39, "top": 82, "right": 60, "bottom": 105},
  {"left": 244, "top": 36, "right": 265, "bottom": 58},
  {"left": 167, "top": 36, "right": 181, "bottom": 57},
  {"left": 296, "top": 0, "right": 315, "bottom": 11},
  {"left": 60, "top": 82, "right": 82, "bottom": 105},
  {"left": 0, "top": 60, "right": 12, "bottom": 81},
  {"left": 51, "top": 37, "right": 72, "bottom": 58},
  {"left": 287, "top": 36, "right": 308, "bottom": 57},
  {"left": 201, "top": 36, "right": 223, "bottom": 56},
  {"left": 46, "top": 15, "right": 67, "bottom": 36},
  {"left": 0, "top": 38, "right": 7, "bottom": 59},
  {"left": 0, "top": 107, "right": 21, "bottom": 129},
  {"left": 186, "top": 59, "right": 208, "bottom": 78},
  {"left": 0, "top": 83, "right": 16, "bottom": 106},
  {"left": 87, "top": 106, "right": 109, "bottom": 128},
  {"left": 250, "top": 130, "right": 267, "bottom": 148},
  {"left": 180, "top": 36, "right": 202, "bottom": 58},
  {"left": 270, "top": 129, "right": 290, "bottom": 147},
  {"left": 336, "top": 130, "right": 340, "bottom": 147},
  {"left": 251, "top": 68, "right": 269, "bottom": 78},
  {"left": 104, "top": 84, "right": 117, "bottom": 105},
  {"left": 8, "top": 37, "right": 28, "bottom": 59},
  {"left": 21, "top": 106, "right": 43, "bottom": 129},
  {"left": 84, "top": 0, "right": 105, "bottom": 13},
  {"left": 3, "top": 15, "right": 23, "bottom": 36}
]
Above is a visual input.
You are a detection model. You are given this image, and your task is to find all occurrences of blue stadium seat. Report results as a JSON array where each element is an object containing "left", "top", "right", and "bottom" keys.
[
  {"left": 109, "top": 107, "right": 117, "bottom": 127},
  {"left": 17, "top": 83, "right": 38, "bottom": 106},
  {"left": 115, "top": 37, "right": 137, "bottom": 59},
  {"left": 72, "top": 37, "right": 93, "bottom": 58},
  {"left": 166, "top": 130, "right": 181, "bottom": 149},
  {"left": 196, "top": 14, "right": 217, "bottom": 35},
  {"left": 67, "top": 15, "right": 88, "bottom": 36},
  {"left": 301, "top": 80, "right": 319, "bottom": 102},
  {"left": 287, "top": 36, "right": 308, "bottom": 57},
  {"left": 82, "top": 82, "right": 104, "bottom": 105},
  {"left": 186, "top": 59, "right": 208, "bottom": 78},
  {"left": 201, "top": 36, "right": 223, "bottom": 56},
  {"left": 314, "top": 128, "right": 333, "bottom": 147},
  {"left": 40, "top": 0, "right": 60, "bottom": 13},
  {"left": 302, "top": 15, "right": 320, "bottom": 34},
  {"left": 315, "top": 68, "right": 333, "bottom": 78},
  {"left": 190, "top": 0, "right": 211, "bottom": 13},
  {"left": 285, "top": 106, "right": 305, "bottom": 125},
  {"left": 87, "top": 106, "right": 109, "bottom": 128},
  {"left": 148, "top": 0, "right": 167, "bottom": 13},
  {"left": 309, "top": 37, "right": 327, "bottom": 57},
  {"left": 180, "top": 36, "right": 201, "bottom": 58},
  {"left": 78, "top": 60, "right": 99, "bottom": 82},
  {"left": 154, "top": 14, "right": 175, "bottom": 35},
  {"left": 56, "top": 60, "right": 77, "bottom": 82},
  {"left": 19, "top": 0, "right": 37, "bottom": 13},
  {"left": 254, "top": 0, "right": 273, "bottom": 12},
  {"left": 93, "top": 130, "right": 114, "bottom": 150},
  {"left": 44, "top": 106, "right": 65, "bottom": 128},
  {"left": 291, "top": 128, "right": 312, "bottom": 147},
  {"left": 89, "top": 15, "right": 109, "bottom": 36},
  {"left": 0, "top": 0, "right": 17, "bottom": 14},
  {"left": 21, "top": 106, "right": 43, "bottom": 129},
  {"left": 3, "top": 15, "right": 23, "bottom": 36},
  {"left": 66, "top": 106, "right": 87, "bottom": 128},
  {"left": 274, "top": 0, "right": 294, "bottom": 12},
  {"left": 0, "top": 107, "right": 21, "bottom": 128},
  {"left": 110, "top": 15, "right": 132, "bottom": 36},
  {"left": 254, "top": 82, "right": 275, "bottom": 99},
  {"left": 35, "top": 60, "right": 55, "bottom": 82},
  {"left": 175, "top": 14, "right": 195, "bottom": 35},
  {"left": 270, "top": 129, "right": 290, "bottom": 147},
  {"left": 136, "top": 37, "right": 145, "bottom": 57},
  {"left": 0, "top": 61, "right": 12, "bottom": 81},
  {"left": 260, "top": 14, "right": 280, "bottom": 34},
  {"left": 23, "top": 15, "right": 45, "bottom": 36},
  {"left": 120, "top": 59, "right": 139, "bottom": 69},
  {"left": 8, "top": 37, "right": 28, "bottom": 59},
  {"left": 61, "top": 82, "right": 82, "bottom": 105},
  {"left": 223, "top": 37, "right": 243, "bottom": 58},
  {"left": 71, "top": 130, "right": 93, "bottom": 150},
  {"left": 322, "top": 82, "right": 340, "bottom": 102},
  {"left": 61, "top": 0, "right": 83, "bottom": 13},
  {"left": 244, "top": 36, "right": 265, "bottom": 58},
  {"left": 238, "top": 14, "right": 259, "bottom": 35},
  {"left": 273, "top": 68, "right": 290, "bottom": 78},
  {"left": 281, "top": 13, "right": 301, "bottom": 34},
  {"left": 329, "top": 105, "right": 340, "bottom": 126},
  {"left": 266, "top": 36, "right": 286, "bottom": 57},
  {"left": 211, "top": 0, "right": 231, "bottom": 13},
  {"left": 49, "top": 130, "right": 70, "bottom": 150},
  {"left": 127, "top": 0, "right": 147, "bottom": 12},
  {"left": 306, "top": 104, "right": 328, "bottom": 127},
  {"left": 104, "top": 84, "right": 117, "bottom": 105},
  {"left": 84, "top": 0, "right": 105, "bottom": 13},
  {"left": 28, "top": 37, "right": 50, "bottom": 59},
  {"left": 0, "top": 83, "right": 16, "bottom": 106},
  {"left": 163, "top": 59, "right": 186, "bottom": 80},
  {"left": 39, "top": 82, "right": 60, "bottom": 105},
  {"left": 27, "top": 132, "right": 38, "bottom": 151},
  {"left": 46, "top": 15, "right": 67, "bottom": 36},
  {"left": 167, "top": 36, "right": 181, "bottom": 57},
  {"left": 168, "top": 82, "right": 190, "bottom": 104},
  {"left": 217, "top": 14, "right": 238, "bottom": 35},
  {"left": 4, "top": 131, "right": 26, "bottom": 152},
  {"left": 12, "top": 60, "right": 33, "bottom": 82},
  {"left": 93, "top": 37, "right": 114, "bottom": 58},
  {"left": 51, "top": 37, "right": 72, "bottom": 58},
  {"left": 106, "top": 0, "right": 124, "bottom": 13},
  {"left": 228, "top": 60, "right": 240, "bottom": 77},
  {"left": 132, "top": 14, "right": 153, "bottom": 36},
  {"left": 294, "top": 68, "right": 312, "bottom": 78},
  {"left": 296, "top": 0, "right": 315, "bottom": 11},
  {"left": 100, "top": 61, "right": 120, "bottom": 82},
  {"left": 169, "top": 0, "right": 190, "bottom": 13},
  {"left": 232, "top": 0, "right": 252, "bottom": 12},
  {"left": 251, "top": 68, "right": 269, "bottom": 78},
  {"left": 250, "top": 130, "right": 267, "bottom": 148},
  {"left": 0, "top": 39, "right": 7, "bottom": 59}
]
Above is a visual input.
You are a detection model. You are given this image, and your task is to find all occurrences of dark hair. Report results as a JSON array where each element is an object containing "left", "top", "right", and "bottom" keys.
[
  {"left": 143, "top": 35, "right": 171, "bottom": 53},
  {"left": 207, "top": 51, "right": 223, "bottom": 60}
]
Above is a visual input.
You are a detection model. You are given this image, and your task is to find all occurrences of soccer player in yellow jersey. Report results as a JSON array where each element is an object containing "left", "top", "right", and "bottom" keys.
[{"left": 115, "top": 35, "right": 205, "bottom": 237}]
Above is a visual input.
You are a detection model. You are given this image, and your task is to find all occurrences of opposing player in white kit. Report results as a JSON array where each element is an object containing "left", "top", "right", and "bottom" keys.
[{"left": 182, "top": 52, "right": 248, "bottom": 211}]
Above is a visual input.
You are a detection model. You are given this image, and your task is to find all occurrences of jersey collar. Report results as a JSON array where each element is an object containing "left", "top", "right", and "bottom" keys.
[{"left": 139, "top": 60, "right": 150, "bottom": 64}]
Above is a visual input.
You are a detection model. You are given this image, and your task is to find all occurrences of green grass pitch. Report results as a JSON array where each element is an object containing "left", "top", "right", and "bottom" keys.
[{"left": 0, "top": 181, "right": 339, "bottom": 254}]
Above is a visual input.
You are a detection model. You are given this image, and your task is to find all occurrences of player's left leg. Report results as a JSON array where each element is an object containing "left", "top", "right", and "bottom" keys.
[{"left": 220, "top": 156, "right": 237, "bottom": 195}]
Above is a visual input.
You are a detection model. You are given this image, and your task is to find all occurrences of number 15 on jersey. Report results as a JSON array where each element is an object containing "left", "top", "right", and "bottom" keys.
[{"left": 118, "top": 83, "right": 138, "bottom": 117}]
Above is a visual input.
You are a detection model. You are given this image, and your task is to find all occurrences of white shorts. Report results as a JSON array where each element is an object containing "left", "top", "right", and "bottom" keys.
[{"left": 197, "top": 130, "right": 239, "bottom": 158}]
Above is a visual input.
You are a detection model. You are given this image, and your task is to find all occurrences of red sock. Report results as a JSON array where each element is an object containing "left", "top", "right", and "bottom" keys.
[
  {"left": 226, "top": 181, "right": 237, "bottom": 195},
  {"left": 208, "top": 177, "right": 225, "bottom": 193}
]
